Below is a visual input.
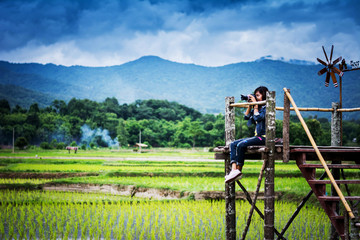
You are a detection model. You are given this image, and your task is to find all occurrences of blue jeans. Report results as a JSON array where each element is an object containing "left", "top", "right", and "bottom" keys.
[{"left": 230, "top": 136, "right": 266, "bottom": 166}]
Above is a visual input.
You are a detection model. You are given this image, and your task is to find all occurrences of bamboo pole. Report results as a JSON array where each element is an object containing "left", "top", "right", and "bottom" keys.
[
  {"left": 338, "top": 107, "right": 360, "bottom": 112},
  {"left": 275, "top": 107, "right": 360, "bottom": 112},
  {"left": 283, "top": 88, "right": 355, "bottom": 219},
  {"left": 230, "top": 100, "right": 266, "bottom": 108},
  {"left": 276, "top": 107, "right": 333, "bottom": 112}
]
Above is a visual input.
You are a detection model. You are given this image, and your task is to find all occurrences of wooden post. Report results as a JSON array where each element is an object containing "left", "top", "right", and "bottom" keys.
[
  {"left": 12, "top": 128, "right": 15, "bottom": 154},
  {"left": 225, "top": 97, "right": 236, "bottom": 240},
  {"left": 139, "top": 130, "right": 142, "bottom": 153},
  {"left": 282, "top": 89, "right": 290, "bottom": 162},
  {"left": 331, "top": 102, "right": 341, "bottom": 240},
  {"left": 264, "top": 91, "right": 276, "bottom": 240},
  {"left": 331, "top": 102, "right": 341, "bottom": 146}
]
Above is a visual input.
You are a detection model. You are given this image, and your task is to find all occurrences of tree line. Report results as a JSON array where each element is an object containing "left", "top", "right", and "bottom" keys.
[{"left": 0, "top": 98, "right": 359, "bottom": 149}]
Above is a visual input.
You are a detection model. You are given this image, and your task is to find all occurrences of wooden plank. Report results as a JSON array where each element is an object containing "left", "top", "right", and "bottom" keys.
[
  {"left": 299, "top": 164, "right": 360, "bottom": 169},
  {"left": 290, "top": 145, "right": 360, "bottom": 149},
  {"left": 318, "top": 196, "right": 360, "bottom": 201},
  {"left": 214, "top": 153, "right": 228, "bottom": 160},
  {"left": 308, "top": 180, "right": 360, "bottom": 184},
  {"left": 291, "top": 148, "right": 360, "bottom": 153}
]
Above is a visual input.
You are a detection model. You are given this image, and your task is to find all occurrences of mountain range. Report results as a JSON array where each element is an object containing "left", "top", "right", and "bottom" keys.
[{"left": 1, "top": 56, "right": 360, "bottom": 119}]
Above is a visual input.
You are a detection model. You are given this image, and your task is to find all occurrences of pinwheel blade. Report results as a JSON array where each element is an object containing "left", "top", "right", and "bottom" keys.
[
  {"left": 322, "top": 46, "right": 329, "bottom": 63},
  {"left": 330, "top": 71, "right": 338, "bottom": 87},
  {"left": 317, "top": 58, "right": 328, "bottom": 66},
  {"left": 325, "top": 72, "right": 330, "bottom": 87},
  {"left": 332, "top": 67, "right": 344, "bottom": 77},
  {"left": 318, "top": 67, "right": 328, "bottom": 76},
  {"left": 330, "top": 45, "right": 334, "bottom": 62},
  {"left": 333, "top": 56, "right": 342, "bottom": 65}
]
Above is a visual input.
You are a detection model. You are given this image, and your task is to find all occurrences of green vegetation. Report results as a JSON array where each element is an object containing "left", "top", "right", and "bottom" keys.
[
  {"left": 1, "top": 98, "right": 360, "bottom": 151},
  {"left": 1, "top": 151, "right": 358, "bottom": 201},
  {"left": 0, "top": 148, "right": 358, "bottom": 239},
  {"left": 0, "top": 190, "right": 331, "bottom": 240}
]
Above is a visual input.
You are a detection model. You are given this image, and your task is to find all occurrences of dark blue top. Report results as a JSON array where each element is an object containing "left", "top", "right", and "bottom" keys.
[{"left": 244, "top": 106, "right": 266, "bottom": 137}]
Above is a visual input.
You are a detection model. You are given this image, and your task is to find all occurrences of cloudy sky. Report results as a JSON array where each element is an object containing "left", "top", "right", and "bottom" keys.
[{"left": 0, "top": 0, "right": 359, "bottom": 67}]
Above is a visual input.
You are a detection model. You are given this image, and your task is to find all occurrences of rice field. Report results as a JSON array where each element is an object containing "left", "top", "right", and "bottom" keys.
[
  {"left": 0, "top": 190, "right": 331, "bottom": 240},
  {"left": 0, "top": 148, "right": 358, "bottom": 239}
]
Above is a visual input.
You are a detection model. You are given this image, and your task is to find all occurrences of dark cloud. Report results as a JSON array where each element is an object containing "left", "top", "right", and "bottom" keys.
[{"left": 0, "top": 0, "right": 359, "bottom": 66}]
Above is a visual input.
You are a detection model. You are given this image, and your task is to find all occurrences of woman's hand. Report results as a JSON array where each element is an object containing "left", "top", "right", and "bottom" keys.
[{"left": 248, "top": 95, "right": 257, "bottom": 103}]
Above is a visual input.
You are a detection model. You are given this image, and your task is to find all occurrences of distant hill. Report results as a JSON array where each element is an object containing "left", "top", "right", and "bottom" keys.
[
  {"left": 0, "top": 56, "right": 359, "bottom": 119},
  {"left": 0, "top": 84, "right": 55, "bottom": 109}
]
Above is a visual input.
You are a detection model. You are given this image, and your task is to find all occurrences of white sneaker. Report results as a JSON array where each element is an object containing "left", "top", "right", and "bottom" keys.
[{"left": 225, "top": 169, "right": 242, "bottom": 183}]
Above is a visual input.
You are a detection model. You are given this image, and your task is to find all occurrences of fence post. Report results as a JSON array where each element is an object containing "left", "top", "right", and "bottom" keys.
[
  {"left": 264, "top": 91, "right": 276, "bottom": 240},
  {"left": 225, "top": 97, "right": 236, "bottom": 240},
  {"left": 331, "top": 102, "right": 341, "bottom": 239},
  {"left": 331, "top": 102, "right": 341, "bottom": 146},
  {"left": 283, "top": 89, "right": 290, "bottom": 162}
]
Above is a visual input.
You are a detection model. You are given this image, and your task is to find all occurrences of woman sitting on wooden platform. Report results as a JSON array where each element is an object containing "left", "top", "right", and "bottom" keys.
[{"left": 225, "top": 86, "right": 268, "bottom": 183}]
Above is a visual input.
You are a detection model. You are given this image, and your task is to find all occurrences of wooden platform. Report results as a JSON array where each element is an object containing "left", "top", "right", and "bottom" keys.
[
  {"left": 214, "top": 145, "right": 360, "bottom": 162},
  {"left": 215, "top": 144, "right": 360, "bottom": 240}
]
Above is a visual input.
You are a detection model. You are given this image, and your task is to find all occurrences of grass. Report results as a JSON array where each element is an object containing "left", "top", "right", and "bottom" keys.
[
  {"left": 1, "top": 151, "right": 359, "bottom": 203},
  {"left": 0, "top": 190, "right": 332, "bottom": 240},
  {"left": 0, "top": 148, "right": 357, "bottom": 239}
]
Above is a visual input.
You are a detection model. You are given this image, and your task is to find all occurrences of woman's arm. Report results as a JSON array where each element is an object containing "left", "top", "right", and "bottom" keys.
[{"left": 253, "top": 106, "right": 266, "bottom": 122}]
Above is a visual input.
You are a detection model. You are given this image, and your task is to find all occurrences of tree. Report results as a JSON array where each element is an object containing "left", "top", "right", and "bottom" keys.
[
  {"left": 40, "top": 142, "right": 51, "bottom": 149},
  {"left": 0, "top": 99, "right": 11, "bottom": 115},
  {"left": 29, "top": 103, "right": 40, "bottom": 114},
  {"left": 187, "top": 120, "right": 205, "bottom": 148},
  {"left": 116, "top": 119, "right": 129, "bottom": 147},
  {"left": 50, "top": 139, "right": 58, "bottom": 149},
  {"left": 102, "top": 97, "right": 121, "bottom": 116},
  {"left": 15, "top": 137, "right": 28, "bottom": 150},
  {"left": 52, "top": 100, "right": 67, "bottom": 115},
  {"left": 12, "top": 105, "right": 26, "bottom": 114}
]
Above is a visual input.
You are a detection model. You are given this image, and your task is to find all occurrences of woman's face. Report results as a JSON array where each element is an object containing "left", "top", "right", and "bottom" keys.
[{"left": 255, "top": 91, "right": 263, "bottom": 101}]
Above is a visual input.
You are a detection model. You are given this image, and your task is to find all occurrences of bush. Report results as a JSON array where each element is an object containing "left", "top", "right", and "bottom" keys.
[
  {"left": 70, "top": 141, "right": 77, "bottom": 147},
  {"left": 15, "top": 137, "right": 28, "bottom": 150},
  {"left": 89, "top": 142, "right": 96, "bottom": 149},
  {"left": 40, "top": 142, "right": 51, "bottom": 149},
  {"left": 213, "top": 140, "right": 225, "bottom": 147},
  {"left": 56, "top": 142, "right": 66, "bottom": 149},
  {"left": 181, "top": 143, "right": 192, "bottom": 149},
  {"left": 50, "top": 139, "right": 58, "bottom": 149},
  {"left": 81, "top": 144, "right": 87, "bottom": 150}
]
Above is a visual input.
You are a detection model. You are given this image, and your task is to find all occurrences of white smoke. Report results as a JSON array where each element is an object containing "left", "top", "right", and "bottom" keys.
[{"left": 80, "top": 124, "right": 119, "bottom": 148}]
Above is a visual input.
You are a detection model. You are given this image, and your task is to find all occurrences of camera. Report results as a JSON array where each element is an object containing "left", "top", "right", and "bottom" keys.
[{"left": 240, "top": 94, "right": 255, "bottom": 102}]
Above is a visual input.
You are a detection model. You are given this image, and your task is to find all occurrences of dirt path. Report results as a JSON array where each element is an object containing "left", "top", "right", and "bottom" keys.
[{"left": 42, "top": 183, "right": 275, "bottom": 201}]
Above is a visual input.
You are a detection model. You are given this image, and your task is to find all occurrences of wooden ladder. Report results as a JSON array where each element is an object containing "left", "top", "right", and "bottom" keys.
[{"left": 296, "top": 154, "right": 360, "bottom": 239}]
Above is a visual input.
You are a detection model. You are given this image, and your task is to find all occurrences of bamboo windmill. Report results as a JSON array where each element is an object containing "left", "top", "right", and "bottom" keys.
[
  {"left": 317, "top": 45, "right": 343, "bottom": 88},
  {"left": 317, "top": 45, "right": 360, "bottom": 145}
]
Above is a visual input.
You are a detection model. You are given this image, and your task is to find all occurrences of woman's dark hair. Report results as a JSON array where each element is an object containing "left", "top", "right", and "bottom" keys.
[{"left": 254, "top": 86, "right": 269, "bottom": 100}]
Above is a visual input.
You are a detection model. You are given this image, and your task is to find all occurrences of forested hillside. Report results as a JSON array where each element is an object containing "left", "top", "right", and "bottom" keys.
[
  {"left": 1, "top": 98, "right": 359, "bottom": 149},
  {"left": 1, "top": 57, "right": 360, "bottom": 119}
]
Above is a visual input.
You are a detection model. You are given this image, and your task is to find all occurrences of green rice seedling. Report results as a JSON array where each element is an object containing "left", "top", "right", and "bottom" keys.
[{"left": 0, "top": 190, "right": 335, "bottom": 239}]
